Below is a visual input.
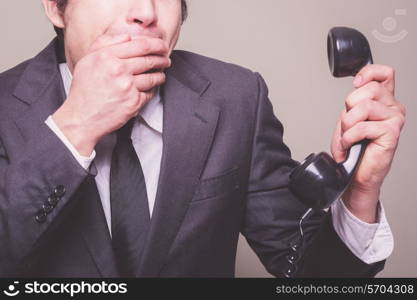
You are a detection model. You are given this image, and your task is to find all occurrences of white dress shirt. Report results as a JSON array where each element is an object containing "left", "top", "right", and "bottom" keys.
[{"left": 45, "top": 63, "right": 394, "bottom": 264}]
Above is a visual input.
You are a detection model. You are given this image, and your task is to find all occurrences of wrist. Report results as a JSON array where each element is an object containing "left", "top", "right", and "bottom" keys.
[
  {"left": 342, "top": 185, "right": 380, "bottom": 224},
  {"left": 52, "top": 105, "right": 98, "bottom": 157}
]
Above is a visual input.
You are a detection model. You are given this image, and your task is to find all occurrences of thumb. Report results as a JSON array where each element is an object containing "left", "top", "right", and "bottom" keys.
[{"left": 331, "top": 119, "right": 347, "bottom": 163}]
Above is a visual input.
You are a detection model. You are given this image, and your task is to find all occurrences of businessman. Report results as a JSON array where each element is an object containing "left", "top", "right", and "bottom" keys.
[{"left": 0, "top": 0, "right": 405, "bottom": 277}]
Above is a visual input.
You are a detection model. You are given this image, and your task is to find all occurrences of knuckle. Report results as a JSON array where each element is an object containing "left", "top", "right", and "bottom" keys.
[
  {"left": 139, "top": 39, "right": 150, "bottom": 53},
  {"left": 147, "top": 74, "right": 155, "bottom": 88},
  {"left": 345, "top": 92, "right": 356, "bottom": 110},
  {"left": 361, "top": 121, "right": 369, "bottom": 132},
  {"left": 368, "top": 81, "right": 381, "bottom": 97},
  {"left": 386, "top": 66, "right": 395, "bottom": 78},
  {"left": 97, "top": 50, "right": 110, "bottom": 61},
  {"left": 359, "top": 65, "right": 371, "bottom": 78},
  {"left": 340, "top": 116, "right": 350, "bottom": 131},
  {"left": 146, "top": 91, "right": 155, "bottom": 101},
  {"left": 134, "top": 93, "right": 142, "bottom": 106},
  {"left": 138, "top": 92, "right": 151, "bottom": 106},
  {"left": 145, "top": 56, "right": 155, "bottom": 70},
  {"left": 117, "top": 77, "right": 133, "bottom": 91},
  {"left": 138, "top": 91, "right": 146, "bottom": 102},
  {"left": 110, "top": 62, "right": 126, "bottom": 76},
  {"left": 156, "top": 72, "right": 166, "bottom": 83},
  {"left": 388, "top": 123, "right": 401, "bottom": 139},
  {"left": 355, "top": 122, "right": 367, "bottom": 136},
  {"left": 341, "top": 132, "right": 351, "bottom": 148},
  {"left": 149, "top": 72, "right": 164, "bottom": 86},
  {"left": 125, "top": 94, "right": 137, "bottom": 109},
  {"left": 392, "top": 104, "right": 403, "bottom": 115},
  {"left": 345, "top": 98, "right": 353, "bottom": 110},
  {"left": 393, "top": 125, "right": 401, "bottom": 138},
  {"left": 384, "top": 121, "right": 398, "bottom": 135},
  {"left": 393, "top": 115, "right": 406, "bottom": 129},
  {"left": 400, "top": 115, "right": 406, "bottom": 128},
  {"left": 143, "top": 92, "right": 152, "bottom": 102},
  {"left": 363, "top": 99, "right": 374, "bottom": 111},
  {"left": 398, "top": 102, "right": 406, "bottom": 116},
  {"left": 129, "top": 97, "right": 139, "bottom": 111}
]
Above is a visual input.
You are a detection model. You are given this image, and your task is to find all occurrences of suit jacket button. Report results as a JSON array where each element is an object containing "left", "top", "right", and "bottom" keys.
[
  {"left": 53, "top": 185, "right": 66, "bottom": 197},
  {"left": 290, "top": 242, "right": 301, "bottom": 252},
  {"left": 42, "top": 203, "right": 53, "bottom": 214},
  {"left": 35, "top": 212, "right": 47, "bottom": 223},
  {"left": 47, "top": 196, "right": 59, "bottom": 207},
  {"left": 283, "top": 266, "right": 297, "bottom": 278},
  {"left": 287, "top": 253, "right": 299, "bottom": 264}
]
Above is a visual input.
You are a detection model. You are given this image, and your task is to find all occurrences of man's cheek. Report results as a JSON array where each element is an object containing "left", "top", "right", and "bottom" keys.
[{"left": 83, "top": 30, "right": 106, "bottom": 54}]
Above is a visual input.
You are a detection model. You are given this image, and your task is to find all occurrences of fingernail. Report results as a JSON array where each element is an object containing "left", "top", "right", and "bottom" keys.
[{"left": 353, "top": 75, "right": 362, "bottom": 87}]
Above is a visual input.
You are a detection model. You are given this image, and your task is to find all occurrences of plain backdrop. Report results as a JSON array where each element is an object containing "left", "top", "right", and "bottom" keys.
[{"left": 0, "top": 0, "right": 416, "bottom": 277}]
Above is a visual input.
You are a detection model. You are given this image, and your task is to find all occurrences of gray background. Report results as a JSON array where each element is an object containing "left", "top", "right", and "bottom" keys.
[{"left": 0, "top": 0, "right": 416, "bottom": 277}]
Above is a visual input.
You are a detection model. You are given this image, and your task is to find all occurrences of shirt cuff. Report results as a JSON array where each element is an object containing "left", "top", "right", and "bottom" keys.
[
  {"left": 45, "top": 115, "right": 95, "bottom": 170},
  {"left": 331, "top": 198, "right": 394, "bottom": 264}
]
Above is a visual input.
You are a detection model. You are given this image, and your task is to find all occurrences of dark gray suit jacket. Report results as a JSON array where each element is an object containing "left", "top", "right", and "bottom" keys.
[{"left": 0, "top": 38, "right": 384, "bottom": 277}]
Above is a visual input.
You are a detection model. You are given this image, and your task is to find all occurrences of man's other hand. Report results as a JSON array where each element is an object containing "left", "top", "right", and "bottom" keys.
[{"left": 331, "top": 64, "right": 406, "bottom": 223}]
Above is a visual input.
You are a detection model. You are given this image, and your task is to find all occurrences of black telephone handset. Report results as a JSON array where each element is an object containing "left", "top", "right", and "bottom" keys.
[
  {"left": 290, "top": 27, "right": 373, "bottom": 211},
  {"left": 283, "top": 27, "right": 373, "bottom": 278}
]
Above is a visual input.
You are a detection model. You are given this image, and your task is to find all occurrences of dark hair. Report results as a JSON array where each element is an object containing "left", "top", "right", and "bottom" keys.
[{"left": 51, "top": 0, "right": 188, "bottom": 39}]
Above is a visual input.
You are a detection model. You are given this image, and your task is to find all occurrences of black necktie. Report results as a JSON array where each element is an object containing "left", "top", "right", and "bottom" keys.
[{"left": 110, "top": 118, "right": 150, "bottom": 277}]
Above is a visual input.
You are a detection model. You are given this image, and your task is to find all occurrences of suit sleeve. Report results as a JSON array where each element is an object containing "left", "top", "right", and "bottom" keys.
[
  {"left": 0, "top": 123, "right": 93, "bottom": 276},
  {"left": 240, "top": 72, "right": 385, "bottom": 277}
]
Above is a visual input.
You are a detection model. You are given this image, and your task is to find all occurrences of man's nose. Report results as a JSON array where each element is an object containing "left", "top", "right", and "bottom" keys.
[{"left": 127, "top": 0, "right": 157, "bottom": 27}]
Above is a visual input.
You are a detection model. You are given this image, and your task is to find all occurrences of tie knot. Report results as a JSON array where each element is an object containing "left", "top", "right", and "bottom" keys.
[{"left": 117, "top": 118, "right": 135, "bottom": 141}]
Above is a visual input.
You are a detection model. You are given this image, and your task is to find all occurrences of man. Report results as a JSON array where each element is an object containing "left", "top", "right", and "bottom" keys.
[{"left": 0, "top": 0, "right": 405, "bottom": 277}]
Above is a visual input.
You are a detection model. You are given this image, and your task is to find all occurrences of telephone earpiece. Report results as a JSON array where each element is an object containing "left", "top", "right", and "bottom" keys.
[{"left": 289, "top": 27, "right": 373, "bottom": 210}]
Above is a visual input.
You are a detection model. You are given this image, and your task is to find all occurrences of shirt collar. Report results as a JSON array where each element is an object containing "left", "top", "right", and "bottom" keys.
[{"left": 59, "top": 62, "right": 163, "bottom": 134}]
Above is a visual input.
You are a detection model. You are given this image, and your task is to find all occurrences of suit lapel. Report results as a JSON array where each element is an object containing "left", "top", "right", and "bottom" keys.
[
  {"left": 13, "top": 39, "right": 67, "bottom": 141},
  {"left": 12, "top": 38, "right": 118, "bottom": 277},
  {"left": 138, "top": 54, "right": 220, "bottom": 276}
]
